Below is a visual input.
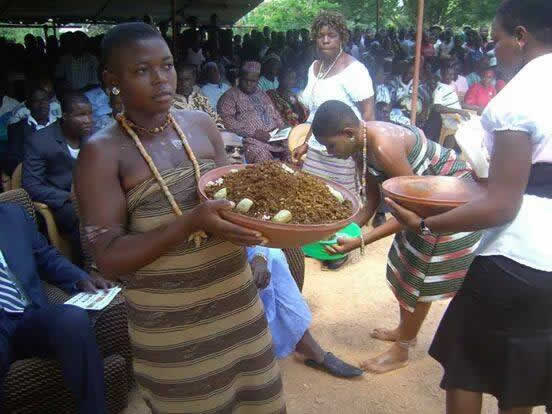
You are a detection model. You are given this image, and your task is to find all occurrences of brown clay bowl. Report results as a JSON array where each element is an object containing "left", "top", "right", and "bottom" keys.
[
  {"left": 382, "top": 176, "right": 487, "bottom": 218},
  {"left": 198, "top": 164, "right": 362, "bottom": 248}
]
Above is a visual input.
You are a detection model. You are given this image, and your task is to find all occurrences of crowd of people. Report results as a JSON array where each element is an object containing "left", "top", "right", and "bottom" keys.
[{"left": 0, "top": 0, "right": 551, "bottom": 413}]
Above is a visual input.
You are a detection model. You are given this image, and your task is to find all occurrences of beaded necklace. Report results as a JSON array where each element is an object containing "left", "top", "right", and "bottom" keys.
[
  {"left": 117, "top": 112, "right": 207, "bottom": 247},
  {"left": 123, "top": 115, "right": 171, "bottom": 134}
]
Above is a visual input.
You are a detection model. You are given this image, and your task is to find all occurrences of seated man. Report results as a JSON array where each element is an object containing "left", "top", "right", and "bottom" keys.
[
  {"left": 4, "top": 87, "right": 54, "bottom": 177},
  {"left": 247, "top": 245, "right": 362, "bottom": 378},
  {"left": 22, "top": 92, "right": 93, "bottom": 258},
  {"left": 8, "top": 80, "right": 61, "bottom": 127},
  {"left": 222, "top": 133, "right": 362, "bottom": 378},
  {"left": 0, "top": 199, "right": 111, "bottom": 413},
  {"left": 200, "top": 62, "right": 230, "bottom": 110},
  {"left": 173, "top": 63, "right": 225, "bottom": 129},
  {"left": 217, "top": 61, "right": 290, "bottom": 164}
]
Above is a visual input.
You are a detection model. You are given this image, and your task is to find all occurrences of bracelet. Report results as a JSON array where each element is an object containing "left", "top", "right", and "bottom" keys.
[{"left": 359, "top": 231, "right": 365, "bottom": 256}]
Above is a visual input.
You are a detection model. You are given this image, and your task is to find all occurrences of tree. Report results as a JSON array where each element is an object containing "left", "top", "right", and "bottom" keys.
[
  {"left": 237, "top": 0, "right": 502, "bottom": 32},
  {"left": 401, "top": 0, "right": 501, "bottom": 28},
  {"left": 0, "top": 27, "right": 44, "bottom": 44},
  {"left": 237, "top": 0, "right": 341, "bottom": 32}
]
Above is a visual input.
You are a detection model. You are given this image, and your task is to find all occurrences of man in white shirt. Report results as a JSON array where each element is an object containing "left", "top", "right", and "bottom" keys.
[{"left": 200, "top": 62, "right": 230, "bottom": 109}]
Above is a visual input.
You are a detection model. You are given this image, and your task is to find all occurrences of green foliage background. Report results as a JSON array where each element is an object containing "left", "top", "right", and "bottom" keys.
[{"left": 238, "top": 0, "right": 502, "bottom": 31}]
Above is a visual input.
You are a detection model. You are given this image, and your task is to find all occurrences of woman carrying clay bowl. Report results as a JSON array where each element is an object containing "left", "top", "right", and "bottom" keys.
[
  {"left": 386, "top": 1, "right": 552, "bottom": 412},
  {"left": 311, "top": 99, "right": 481, "bottom": 374}
]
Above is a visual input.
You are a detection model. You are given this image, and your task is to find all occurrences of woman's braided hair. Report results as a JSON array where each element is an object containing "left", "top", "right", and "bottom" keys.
[{"left": 311, "top": 10, "right": 350, "bottom": 44}]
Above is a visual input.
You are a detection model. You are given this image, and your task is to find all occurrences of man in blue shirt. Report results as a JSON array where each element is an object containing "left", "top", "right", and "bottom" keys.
[{"left": 0, "top": 201, "right": 111, "bottom": 414}]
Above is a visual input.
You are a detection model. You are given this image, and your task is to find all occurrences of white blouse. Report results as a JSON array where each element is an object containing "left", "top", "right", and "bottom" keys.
[
  {"left": 300, "top": 60, "right": 374, "bottom": 151},
  {"left": 477, "top": 53, "right": 552, "bottom": 271}
]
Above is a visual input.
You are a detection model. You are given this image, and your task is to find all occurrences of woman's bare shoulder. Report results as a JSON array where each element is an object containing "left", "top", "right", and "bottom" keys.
[{"left": 80, "top": 122, "right": 126, "bottom": 162}]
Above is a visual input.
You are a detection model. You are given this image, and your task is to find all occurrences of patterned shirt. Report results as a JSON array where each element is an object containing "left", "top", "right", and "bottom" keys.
[
  {"left": 217, "top": 86, "right": 284, "bottom": 138},
  {"left": 173, "top": 86, "right": 225, "bottom": 130}
]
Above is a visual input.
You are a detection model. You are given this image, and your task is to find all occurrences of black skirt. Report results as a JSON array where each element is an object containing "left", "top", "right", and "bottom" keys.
[{"left": 429, "top": 255, "right": 552, "bottom": 410}]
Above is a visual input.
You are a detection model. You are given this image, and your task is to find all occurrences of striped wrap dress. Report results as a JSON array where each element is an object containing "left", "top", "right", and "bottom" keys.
[
  {"left": 124, "top": 160, "right": 285, "bottom": 414},
  {"left": 369, "top": 127, "right": 481, "bottom": 312}
]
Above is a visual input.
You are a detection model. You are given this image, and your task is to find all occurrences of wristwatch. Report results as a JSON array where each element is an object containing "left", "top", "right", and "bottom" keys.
[{"left": 419, "top": 219, "right": 434, "bottom": 236}]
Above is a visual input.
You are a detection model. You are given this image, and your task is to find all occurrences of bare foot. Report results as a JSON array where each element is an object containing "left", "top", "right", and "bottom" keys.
[
  {"left": 370, "top": 328, "right": 417, "bottom": 346},
  {"left": 370, "top": 327, "right": 400, "bottom": 342},
  {"left": 360, "top": 343, "right": 409, "bottom": 374}
]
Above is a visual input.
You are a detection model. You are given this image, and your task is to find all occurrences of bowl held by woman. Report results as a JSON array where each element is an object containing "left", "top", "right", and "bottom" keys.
[{"left": 198, "top": 164, "right": 362, "bottom": 248}]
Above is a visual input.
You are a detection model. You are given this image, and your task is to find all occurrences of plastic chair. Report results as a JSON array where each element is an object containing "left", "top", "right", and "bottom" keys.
[
  {"left": 10, "top": 163, "right": 22, "bottom": 190},
  {"left": 1, "top": 171, "right": 10, "bottom": 192},
  {"left": 11, "top": 163, "right": 74, "bottom": 260}
]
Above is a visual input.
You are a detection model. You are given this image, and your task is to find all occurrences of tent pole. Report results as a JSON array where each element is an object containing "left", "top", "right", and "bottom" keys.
[
  {"left": 410, "top": 0, "right": 424, "bottom": 125},
  {"left": 171, "top": 0, "right": 177, "bottom": 53}
]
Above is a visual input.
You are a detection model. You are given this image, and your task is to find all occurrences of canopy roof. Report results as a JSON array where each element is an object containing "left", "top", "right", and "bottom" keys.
[{"left": 0, "top": 0, "right": 262, "bottom": 25}]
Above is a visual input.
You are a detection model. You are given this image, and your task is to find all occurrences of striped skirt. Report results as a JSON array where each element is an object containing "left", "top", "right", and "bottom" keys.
[
  {"left": 302, "top": 146, "right": 358, "bottom": 193},
  {"left": 125, "top": 165, "right": 286, "bottom": 414},
  {"left": 387, "top": 229, "right": 481, "bottom": 312}
]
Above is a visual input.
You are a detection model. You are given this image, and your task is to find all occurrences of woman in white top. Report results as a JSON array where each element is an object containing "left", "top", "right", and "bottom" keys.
[
  {"left": 292, "top": 11, "right": 375, "bottom": 269},
  {"left": 293, "top": 11, "right": 374, "bottom": 197},
  {"left": 388, "top": 1, "right": 552, "bottom": 412}
]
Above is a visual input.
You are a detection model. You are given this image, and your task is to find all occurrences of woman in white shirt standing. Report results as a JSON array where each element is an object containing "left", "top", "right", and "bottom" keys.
[
  {"left": 293, "top": 10, "right": 375, "bottom": 250},
  {"left": 388, "top": 1, "right": 552, "bottom": 412}
]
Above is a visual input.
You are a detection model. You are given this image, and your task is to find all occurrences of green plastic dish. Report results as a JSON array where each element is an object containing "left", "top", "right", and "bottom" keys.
[{"left": 302, "top": 222, "right": 362, "bottom": 261}]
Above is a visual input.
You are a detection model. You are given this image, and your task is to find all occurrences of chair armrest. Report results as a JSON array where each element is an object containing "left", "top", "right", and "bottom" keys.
[
  {"left": 42, "top": 281, "right": 71, "bottom": 304},
  {"left": 33, "top": 202, "right": 72, "bottom": 259},
  {"left": 282, "top": 247, "right": 305, "bottom": 292}
]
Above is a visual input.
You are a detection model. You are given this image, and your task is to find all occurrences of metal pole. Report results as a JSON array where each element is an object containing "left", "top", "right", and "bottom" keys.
[
  {"left": 410, "top": 0, "right": 424, "bottom": 126},
  {"left": 171, "top": 0, "right": 177, "bottom": 53}
]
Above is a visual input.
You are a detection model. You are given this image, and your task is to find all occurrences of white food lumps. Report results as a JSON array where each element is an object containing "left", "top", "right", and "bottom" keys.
[
  {"left": 281, "top": 164, "right": 295, "bottom": 174},
  {"left": 213, "top": 188, "right": 227, "bottom": 200},
  {"left": 327, "top": 185, "right": 345, "bottom": 204},
  {"left": 235, "top": 198, "right": 254, "bottom": 213},
  {"left": 272, "top": 210, "right": 292, "bottom": 223}
]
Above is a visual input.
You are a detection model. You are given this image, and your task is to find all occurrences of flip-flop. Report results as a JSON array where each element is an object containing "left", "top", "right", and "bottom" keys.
[{"left": 305, "top": 352, "right": 363, "bottom": 378}]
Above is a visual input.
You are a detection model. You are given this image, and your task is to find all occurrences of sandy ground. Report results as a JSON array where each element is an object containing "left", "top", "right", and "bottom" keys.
[{"left": 122, "top": 234, "right": 546, "bottom": 414}]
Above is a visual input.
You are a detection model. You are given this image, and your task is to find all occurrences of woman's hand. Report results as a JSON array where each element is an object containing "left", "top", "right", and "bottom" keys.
[
  {"left": 385, "top": 198, "right": 422, "bottom": 233},
  {"left": 192, "top": 200, "right": 267, "bottom": 246},
  {"left": 324, "top": 237, "right": 361, "bottom": 255},
  {"left": 291, "top": 142, "right": 308, "bottom": 166}
]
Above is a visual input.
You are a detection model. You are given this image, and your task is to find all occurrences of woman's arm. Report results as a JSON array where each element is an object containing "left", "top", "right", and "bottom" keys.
[
  {"left": 425, "top": 130, "right": 531, "bottom": 232},
  {"left": 74, "top": 139, "right": 201, "bottom": 278},
  {"left": 356, "top": 96, "right": 375, "bottom": 122},
  {"left": 75, "top": 137, "right": 264, "bottom": 279},
  {"left": 388, "top": 130, "right": 532, "bottom": 234}
]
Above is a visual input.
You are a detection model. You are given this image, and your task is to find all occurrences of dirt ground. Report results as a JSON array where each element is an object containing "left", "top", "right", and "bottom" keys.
[{"left": 123, "top": 233, "right": 547, "bottom": 414}]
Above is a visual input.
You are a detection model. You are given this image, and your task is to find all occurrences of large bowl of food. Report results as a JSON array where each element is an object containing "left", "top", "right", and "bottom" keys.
[
  {"left": 199, "top": 161, "right": 362, "bottom": 248},
  {"left": 382, "top": 176, "right": 487, "bottom": 218}
]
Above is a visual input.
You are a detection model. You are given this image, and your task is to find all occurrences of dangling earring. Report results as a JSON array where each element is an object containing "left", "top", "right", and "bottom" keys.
[{"left": 111, "top": 86, "right": 120, "bottom": 96}]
